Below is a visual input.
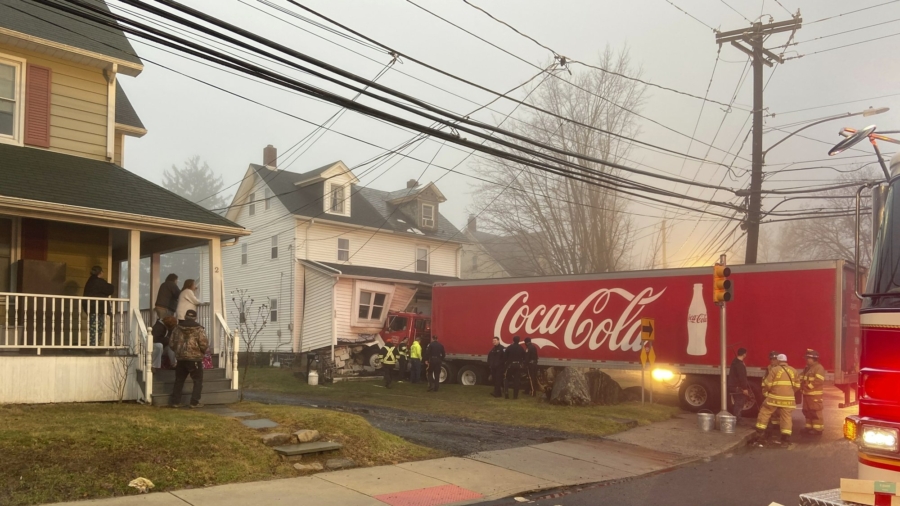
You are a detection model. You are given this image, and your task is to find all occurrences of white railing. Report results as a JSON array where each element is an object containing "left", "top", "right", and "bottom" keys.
[
  {"left": 0, "top": 292, "right": 130, "bottom": 352},
  {"left": 216, "top": 312, "right": 239, "bottom": 390},
  {"left": 131, "top": 307, "right": 152, "bottom": 402},
  {"left": 140, "top": 303, "right": 211, "bottom": 330}
]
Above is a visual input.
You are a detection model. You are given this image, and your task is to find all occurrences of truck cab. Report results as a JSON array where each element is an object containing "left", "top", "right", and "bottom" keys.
[{"left": 381, "top": 311, "right": 432, "bottom": 349}]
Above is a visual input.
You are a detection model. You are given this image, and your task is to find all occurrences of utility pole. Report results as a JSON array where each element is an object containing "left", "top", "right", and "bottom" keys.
[{"left": 716, "top": 16, "right": 801, "bottom": 264}]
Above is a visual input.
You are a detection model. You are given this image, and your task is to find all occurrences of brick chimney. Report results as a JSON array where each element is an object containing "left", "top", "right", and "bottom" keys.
[
  {"left": 406, "top": 179, "right": 419, "bottom": 189},
  {"left": 467, "top": 214, "right": 476, "bottom": 233},
  {"left": 263, "top": 144, "right": 277, "bottom": 170}
]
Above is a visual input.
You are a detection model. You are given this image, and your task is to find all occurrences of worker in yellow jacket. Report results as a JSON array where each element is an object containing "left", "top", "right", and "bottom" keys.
[
  {"left": 799, "top": 349, "right": 826, "bottom": 435},
  {"left": 409, "top": 337, "right": 423, "bottom": 384},
  {"left": 755, "top": 353, "right": 799, "bottom": 445}
]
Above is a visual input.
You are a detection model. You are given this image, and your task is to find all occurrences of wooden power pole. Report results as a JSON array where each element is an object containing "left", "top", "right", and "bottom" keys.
[{"left": 716, "top": 16, "right": 801, "bottom": 264}]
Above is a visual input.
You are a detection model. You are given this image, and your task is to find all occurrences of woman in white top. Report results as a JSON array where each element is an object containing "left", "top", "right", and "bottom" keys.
[{"left": 175, "top": 279, "right": 200, "bottom": 321}]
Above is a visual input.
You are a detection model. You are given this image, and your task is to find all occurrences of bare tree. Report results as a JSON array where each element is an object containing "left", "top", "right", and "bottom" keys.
[
  {"left": 773, "top": 167, "right": 879, "bottom": 267},
  {"left": 470, "top": 47, "right": 645, "bottom": 275},
  {"left": 230, "top": 289, "right": 268, "bottom": 401}
]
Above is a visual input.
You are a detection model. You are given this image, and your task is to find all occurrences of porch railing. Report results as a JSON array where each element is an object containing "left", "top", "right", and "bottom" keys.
[
  {"left": 132, "top": 307, "right": 152, "bottom": 402},
  {"left": 0, "top": 292, "right": 130, "bottom": 352},
  {"left": 216, "top": 312, "right": 239, "bottom": 390},
  {"left": 140, "top": 303, "right": 212, "bottom": 330}
]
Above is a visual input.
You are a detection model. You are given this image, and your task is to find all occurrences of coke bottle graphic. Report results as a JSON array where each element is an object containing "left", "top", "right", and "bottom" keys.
[{"left": 686, "top": 283, "right": 708, "bottom": 356}]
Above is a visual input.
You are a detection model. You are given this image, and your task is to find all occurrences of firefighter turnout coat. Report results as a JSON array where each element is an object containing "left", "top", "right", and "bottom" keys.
[
  {"left": 799, "top": 361, "right": 826, "bottom": 432},
  {"left": 762, "top": 362, "right": 799, "bottom": 408}
]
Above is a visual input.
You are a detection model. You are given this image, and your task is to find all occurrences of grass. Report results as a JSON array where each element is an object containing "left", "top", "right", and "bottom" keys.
[
  {"left": 0, "top": 401, "right": 435, "bottom": 506},
  {"left": 244, "top": 367, "right": 679, "bottom": 437}
]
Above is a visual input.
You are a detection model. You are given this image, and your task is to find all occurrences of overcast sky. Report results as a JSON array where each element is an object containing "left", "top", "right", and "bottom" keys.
[{"left": 115, "top": 0, "right": 900, "bottom": 268}]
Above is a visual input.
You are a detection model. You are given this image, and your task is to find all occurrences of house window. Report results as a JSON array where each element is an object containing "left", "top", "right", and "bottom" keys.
[
  {"left": 416, "top": 247, "right": 429, "bottom": 273},
  {"left": 421, "top": 204, "right": 435, "bottom": 228},
  {"left": 264, "top": 188, "right": 272, "bottom": 210},
  {"left": 248, "top": 192, "right": 256, "bottom": 216},
  {"left": 269, "top": 298, "right": 278, "bottom": 322},
  {"left": 338, "top": 238, "right": 349, "bottom": 261},
  {"left": 271, "top": 236, "right": 278, "bottom": 259},
  {"left": 329, "top": 184, "right": 346, "bottom": 214},
  {"left": 0, "top": 56, "right": 24, "bottom": 144},
  {"left": 357, "top": 291, "right": 387, "bottom": 321},
  {"left": 241, "top": 243, "right": 248, "bottom": 265}
]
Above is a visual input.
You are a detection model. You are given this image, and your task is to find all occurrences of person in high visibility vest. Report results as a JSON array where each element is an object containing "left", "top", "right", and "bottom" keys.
[
  {"left": 799, "top": 348, "right": 826, "bottom": 435},
  {"left": 380, "top": 338, "right": 399, "bottom": 389},
  {"left": 409, "top": 337, "right": 422, "bottom": 384},
  {"left": 755, "top": 353, "right": 800, "bottom": 446},
  {"left": 397, "top": 341, "right": 409, "bottom": 382},
  {"left": 763, "top": 350, "right": 780, "bottom": 439}
]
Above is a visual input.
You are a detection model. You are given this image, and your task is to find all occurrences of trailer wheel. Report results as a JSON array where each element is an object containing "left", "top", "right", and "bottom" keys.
[
  {"left": 678, "top": 376, "right": 717, "bottom": 412},
  {"left": 363, "top": 347, "right": 382, "bottom": 369},
  {"left": 439, "top": 362, "right": 457, "bottom": 384},
  {"left": 457, "top": 365, "right": 484, "bottom": 386}
]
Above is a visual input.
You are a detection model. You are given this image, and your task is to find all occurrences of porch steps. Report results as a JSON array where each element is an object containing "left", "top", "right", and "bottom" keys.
[{"left": 141, "top": 368, "right": 240, "bottom": 407}]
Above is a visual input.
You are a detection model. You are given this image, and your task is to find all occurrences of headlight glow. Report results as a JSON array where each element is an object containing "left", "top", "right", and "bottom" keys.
[
  {"left": 843, "top": 418, "right": 858, "bottom": 442},
  {"left": 861, "top": 426, "right": 900, "bottom": 452},
  {"left": 651, "top": 368, "right": 675, "bottom": 382}
]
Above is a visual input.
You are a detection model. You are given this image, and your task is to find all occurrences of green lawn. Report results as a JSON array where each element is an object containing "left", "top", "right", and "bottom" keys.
[
  {"left": 243, "top": 367, "right": 679, "bottom": 437},
  {"left": 0, "top": 402, "right": 435, "bottom": 506}
]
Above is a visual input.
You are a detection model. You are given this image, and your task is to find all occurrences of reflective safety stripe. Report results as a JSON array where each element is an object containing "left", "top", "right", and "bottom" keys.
[
  {"left": 815, "top": 374, "right": 825, "bottom": 380},
  {"left": 771, "top": 381, "right": 795, "bottom": 386},
  {"left": 805, "top": 423, "right": 813, "bottom": 428},
  {"left": 781, "top": 429, "right": 792, "bottom": 435},
  {"left": 756, "top": 422, "right": 767, "bottom": 430},
  {"left": 812, "top": 425, "right": 824, "bottom": 430},
  {"left": 382, "top": 347, "right": 397, "bottom": 365},
  {"left": 805, "top": 391, "right": 824, "bottom": 396},
  {"left": 767, "top": 393, "right": 796, "bottom": 400}
]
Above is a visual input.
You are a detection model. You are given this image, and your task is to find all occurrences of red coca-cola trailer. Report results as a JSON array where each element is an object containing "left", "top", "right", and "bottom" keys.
[{"left": 431, "top": 259, "right": 861, "bottom": 413}]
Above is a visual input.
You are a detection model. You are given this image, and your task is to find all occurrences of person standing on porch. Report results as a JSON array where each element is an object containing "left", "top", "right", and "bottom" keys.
[
  {"left": 82, "top": 266, "right": 114, "bottom": 346},
  {"left": 151, "top": 316, "right": 178, "bottom": 371},
  {"left": 154, "top": 274, "right": 180, "bottom": 320},
  {"left": 169, "top": 309, "right": 208, "bottom": 408},
  {"left": 176, "top": 279, "right": 200, "bottom": 321}
]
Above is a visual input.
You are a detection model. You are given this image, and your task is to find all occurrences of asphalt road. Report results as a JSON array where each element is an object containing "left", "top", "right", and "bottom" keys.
[{"left": 477, "top": 388, "right": 858, "bottom": 506}]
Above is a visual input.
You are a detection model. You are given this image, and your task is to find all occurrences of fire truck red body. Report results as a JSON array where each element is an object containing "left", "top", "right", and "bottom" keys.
[{"left": 423, "top": 260, "right": 860, "bottom": 413}]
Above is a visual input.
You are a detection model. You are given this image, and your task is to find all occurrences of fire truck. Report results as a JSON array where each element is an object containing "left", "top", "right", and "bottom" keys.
[
  {"left": 832, "top": 126, "right": 900, "bottom": 481},
  {"left": 380, "top": 260, "right": 862, "bottom": 415}
]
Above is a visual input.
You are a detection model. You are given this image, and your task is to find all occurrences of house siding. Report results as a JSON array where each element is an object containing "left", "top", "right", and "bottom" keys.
[
  {"left": 301, "top": 266, "right": 334, "bottom": 353},
  {"left": 300, "top": 222, "right": 459, "bottom": 277},
  {"left": 460, "top": 242, "right": 509, "bottom": 279},
  {"left": 113, "top": 132, "right": 123, "bottom": 166},
  {"left": 221, "top": 171, "right": 295, "bottom": 353},
  {"left": 0, "top": 45, "right": 109, "bottom": 160}
]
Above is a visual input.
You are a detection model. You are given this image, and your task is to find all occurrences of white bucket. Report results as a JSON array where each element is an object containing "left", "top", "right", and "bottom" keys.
[
  {"left": 718, "top": 413, "right": 737, "bottom": 434},
  {"left": 308, "top": 370, "right": 319, "bottom": 386},
  {"left": 697, "top": 410, "right": 715, "bottom": 432}
]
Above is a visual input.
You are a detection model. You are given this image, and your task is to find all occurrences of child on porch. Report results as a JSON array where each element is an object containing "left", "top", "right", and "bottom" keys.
[{"left": 82, "top": 266, "right": 115, "bottom": 346}]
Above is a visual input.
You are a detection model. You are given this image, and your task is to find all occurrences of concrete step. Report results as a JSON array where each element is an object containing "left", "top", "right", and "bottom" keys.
[
  {"left": 141, "top": 368, "right": 227, "bottom": 383},
  {"left": 273, "top": 441, "right": 343, "bottom": 457},
  {"left": 153, "top": 377, "right": 232, "bottom": 393},
  {"left": 150, "top": 387, "right": 239, "bottom": 407}
]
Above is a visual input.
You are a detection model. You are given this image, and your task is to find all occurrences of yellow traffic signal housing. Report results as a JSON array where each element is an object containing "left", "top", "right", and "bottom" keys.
[{"left": 713, "top": 264, "right": 733, "bottom": 303}]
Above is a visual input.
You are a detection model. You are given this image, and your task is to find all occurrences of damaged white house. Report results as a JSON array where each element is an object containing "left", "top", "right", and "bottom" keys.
[{"left": 222, "top": 146, "right": 463, "bottom": 374}]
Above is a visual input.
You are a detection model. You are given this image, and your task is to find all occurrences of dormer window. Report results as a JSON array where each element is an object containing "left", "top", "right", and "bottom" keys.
[
  {"left": 421, "top": 203, "right": 435, "bottom": 229},
  {"left": 327, "top": 183, "right": 347, "bottom": 215}
]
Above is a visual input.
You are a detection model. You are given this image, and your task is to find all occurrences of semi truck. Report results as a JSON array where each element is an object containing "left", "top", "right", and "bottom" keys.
[{"left": 390, "top": 260, "right": 861, "bottom": 414}]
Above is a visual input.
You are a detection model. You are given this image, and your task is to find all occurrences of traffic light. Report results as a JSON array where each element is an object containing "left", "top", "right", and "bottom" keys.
[{"left": 713, "top": 264, "right": 733, "bottom": 303}]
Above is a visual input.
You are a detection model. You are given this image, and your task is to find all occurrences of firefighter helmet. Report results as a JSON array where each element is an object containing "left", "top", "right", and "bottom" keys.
[
  {"left": 769, "top": 350, "right": 779, "bottom": 360},
  {"left": 805, "top": 349, "right": 820, "bottom": 360}
]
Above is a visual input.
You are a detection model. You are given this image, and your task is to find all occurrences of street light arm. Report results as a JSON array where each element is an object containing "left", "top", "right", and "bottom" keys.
[{"left": 762, "top": 112, "right": 853, "bottom": 162}]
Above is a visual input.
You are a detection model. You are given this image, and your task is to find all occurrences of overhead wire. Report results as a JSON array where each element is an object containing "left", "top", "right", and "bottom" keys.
[
  {"left": 661, "top": 0, "right": 718, "bottom": 31},
  {"left": 806, "top": 0, "right": 900, "bottom": 25}
]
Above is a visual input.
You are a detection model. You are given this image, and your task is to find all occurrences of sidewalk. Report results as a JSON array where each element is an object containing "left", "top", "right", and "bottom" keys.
[{"left": 47, "top": 414, "right": 753, "bottom": 506}]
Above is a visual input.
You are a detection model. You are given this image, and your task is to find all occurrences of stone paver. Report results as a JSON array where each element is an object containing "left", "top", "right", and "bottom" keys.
[
  {"left": 225, "top": 411, "right": 256, "bottom": 418},
  {"left": 469, "top": 446, "right": 633, "bottom": 486},
  {"left": 317, "top": 465, "right": 447, "bottom": 496},
  {"left": 241, "top": 418, "right": 279, "bottom": 429},
  {"left": 396, "top": 457, "right": 561, "bottom": 500},
  {"left": 273, "top": 441, "right": 343, "bottom": 456},
  {"left": 173, "top": 476, "right": 384, "bottom": 506}
]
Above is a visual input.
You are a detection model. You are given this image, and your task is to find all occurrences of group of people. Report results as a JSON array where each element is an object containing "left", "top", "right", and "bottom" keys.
[
  {"left": 488, "top": 335, "right": 539, "bottom": 399},
  {"left": 379, "top": 335, "right": 445, "bottom": 392},
  {"left": 728, "top": 347, "right": 826, "bottom": 447}
]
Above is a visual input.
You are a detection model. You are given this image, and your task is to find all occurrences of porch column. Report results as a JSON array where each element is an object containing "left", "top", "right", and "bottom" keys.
[
  {"left": 208, "top": 237, "right": 226, "bottom": 370},
  {"left": 149, "top": 253, "right": 160, "bottom": 310},
  {"left": 128, "top": 230, "right": 140, "bottom": 345}
]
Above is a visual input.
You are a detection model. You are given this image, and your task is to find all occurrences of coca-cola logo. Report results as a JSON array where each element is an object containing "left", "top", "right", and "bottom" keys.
[
  {"left": 493, "top": 287, "right": 666, "bottom": 352},
  {"left": 688, "top": 313, "right": 707, "bottom": 323}
]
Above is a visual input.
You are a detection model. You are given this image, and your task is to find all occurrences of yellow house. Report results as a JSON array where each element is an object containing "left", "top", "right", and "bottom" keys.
[{"left": 0, "top": 0, "right": 249, "bottom": 404}]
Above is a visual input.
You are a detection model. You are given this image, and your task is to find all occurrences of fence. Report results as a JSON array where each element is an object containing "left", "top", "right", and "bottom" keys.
[{"left": 0, "top": 292, "right": 130, "bottom": 352}]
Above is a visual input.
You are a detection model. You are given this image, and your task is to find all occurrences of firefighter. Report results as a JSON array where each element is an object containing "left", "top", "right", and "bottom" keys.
[
  {"left": 380, "top": 338, "right": 398, "bottom": 389},
  {"left": 755, "top": 353, "right": 800, "bottom": 446},
  {"left": 397, "top": 340, "right": 409, "bottom": 382},
  {"left": 504, "top": 336, "right": 527, "bottom": 399},
  {"left": 488, "top": 337, "right": 506, "bottom": 398},
  {"left": 763, "top": 350, "right": 781, "bottom": 439},
  {"left": 799, "top": 349, "right": 826, "bottom": 435},
  {"left": 524, "top": 337, "right": 539, "bottom": 397},
  {"left": 426, "top": 335, "right": 445, "bottom": 392}
]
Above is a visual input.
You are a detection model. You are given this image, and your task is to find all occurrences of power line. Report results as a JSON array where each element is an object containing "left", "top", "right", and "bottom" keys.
[
  {"left": 787, "top": 29, "right": 900, "bottom": 60},
  {"left": 792, "top": 16, "right": 900, "bottom": 46},
  {"left": 806, "top": 0, "right": 900, "bottom": 25},
  {"left": 721, "top": 0, "right": 753, "bottom": 24},
  {"left": 661, "top": 0, "right": 717, "bottom": 31}
]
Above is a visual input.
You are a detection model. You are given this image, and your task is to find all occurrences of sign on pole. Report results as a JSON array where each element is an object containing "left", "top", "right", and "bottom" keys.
[{"left": 641, "top": 317, "right": 655, "bottom": 341}]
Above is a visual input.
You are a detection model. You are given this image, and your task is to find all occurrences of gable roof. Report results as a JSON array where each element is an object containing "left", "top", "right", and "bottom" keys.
[
  {"left": 248, "top": 164, "right": 464, "bottom": 243},
  {"left": 0, "top": 144, "right": 243, "bottom": 232},
  {"left": 469, "top": 229, "right": 544, "bottom": 277},
  {"left": 115, "top": 81, "right": 144, "bottom": 132},
  {"left": 0, "top": 0, "right": 142, "bottom": 72}
]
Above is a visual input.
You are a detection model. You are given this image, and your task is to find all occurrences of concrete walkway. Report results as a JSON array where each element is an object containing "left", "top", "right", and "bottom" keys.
[{"left": 46, "top": 414, "right": 753, "bottom": 506}]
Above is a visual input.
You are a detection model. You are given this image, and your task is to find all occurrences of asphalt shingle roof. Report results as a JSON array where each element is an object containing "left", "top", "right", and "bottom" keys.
[
  {"left": 0, "top": 0, "right": 142, "bottom": 66},
  {"left": 309, "top": 261, "right": 456, "bottom": 285},
  {"left": 253, "top": 164, "right": 463, "bottom": 242},
  {"left": 115, "top": 81, "right": 144, "bottom": 130},
  {"left": 470, "top": 229, "right": 544, "bottom": 277},
  {"left": 0, "top": 144, "right": 242, "bottom": 230}
]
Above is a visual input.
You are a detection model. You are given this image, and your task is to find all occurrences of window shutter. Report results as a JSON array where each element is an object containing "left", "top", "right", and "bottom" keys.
[{"left": 24, "top": 64, "right": 51, "bottom": 148}]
